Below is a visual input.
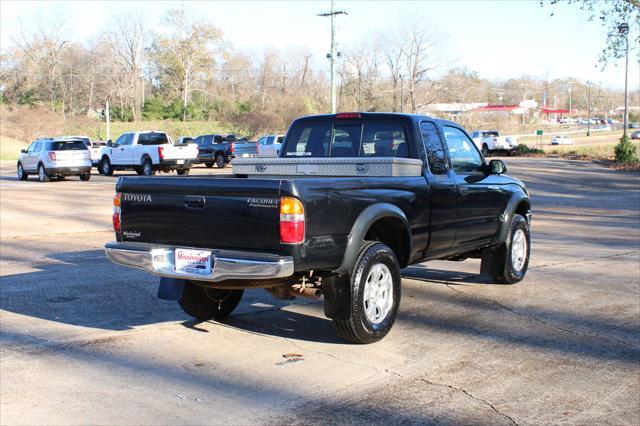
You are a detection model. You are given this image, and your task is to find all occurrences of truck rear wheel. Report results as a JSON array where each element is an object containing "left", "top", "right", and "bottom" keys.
[
  {"left": 176, "top": 168, "right": 190, "bottom": 175},
  {"left": 99, "top": 157, "right": 113, "bottom": 176},
  {"left": 485, "top": 214, "right": 530, "bottom": 284},
  {"left": 333, "top": 241, "right": 401, "bottom": 344},
  {"left": 215, "top": 154, "right": 225, "bottom": 168},
  {"left": 482, "top": 144, "right": 489, "bottom": 157},
  {"left": 141, "top": 158, "right": 155, "bottom": 176},
  {"left": 178, "top": 281, "right": 243, "bottom": 321}
]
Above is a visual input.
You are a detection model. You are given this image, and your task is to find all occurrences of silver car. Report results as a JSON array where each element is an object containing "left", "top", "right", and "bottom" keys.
[{"left": 17, "top": 137, "right": 92, "bottom": 182}]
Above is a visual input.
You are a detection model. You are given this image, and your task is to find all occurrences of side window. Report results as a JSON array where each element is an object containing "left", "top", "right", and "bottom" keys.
[
  {"left": 27, "top": 142, "right": 37, "bottom": 153},
  {"left": 361, "top": 123, "right": 408, "bottom": 157},
  {"left": 33, "top": 142, "right": 42, "bottom": 152},
  {"left": 203, "top": 135, "right": 214, "bottom": 146},
  {"left": 443, "top": 126, "right": 483, "bottom": 173},
  {"left": 193, "top": 136, "right": 203, "bottom": 147},
  {"left": 258, "top": 137, "right": 267, "bottom": 145},
  {"left": 420, "top": 122, "right": 448, "bottom": 175},
  {"left": 213, "top": 136, "right": 222, "bottom": 144},
  {"left": 123, "top": 134, "right": 135, "bottom": 146},
  {"left": 276, "top": 136, "right": 284, "bottom": 144},
  {"left": 266, "top": 136, "right": 275, "bottom": 145},
  {"left": 114, "top": 134, "right": 127, "bottom": 146}
]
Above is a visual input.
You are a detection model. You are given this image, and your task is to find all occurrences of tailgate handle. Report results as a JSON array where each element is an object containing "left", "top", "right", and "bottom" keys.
[{"left": 185, "top": 196, "right": 206, "bottom": 209}]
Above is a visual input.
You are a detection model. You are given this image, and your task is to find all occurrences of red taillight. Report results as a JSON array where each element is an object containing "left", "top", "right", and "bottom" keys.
[
  {"left": 336, "top": 112, "right": 361, "bottom": 119},
  {"left": 158, "top": 146, "right": 164, "bottom": 160},
  {"left": 48, "top": 152, "right": 56, "bottom": 161},
  {"left": 280, "top": 197, "right": 305, "bottom": 244},
  {"left": 230, "top": 142, "right": 235, "bottom": 153},
  {"left": 113, "top": 193, "right": 121, "bottom": 233}
]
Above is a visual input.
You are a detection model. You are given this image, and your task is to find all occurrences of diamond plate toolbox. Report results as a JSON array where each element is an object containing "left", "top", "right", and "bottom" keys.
[{"left": 232, "top": 157, "right": 423, "bottom": 177}]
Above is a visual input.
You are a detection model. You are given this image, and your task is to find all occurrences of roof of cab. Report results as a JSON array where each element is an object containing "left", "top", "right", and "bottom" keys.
[{"left": 293, "top": 112, "right": 459, "bottom": 128}]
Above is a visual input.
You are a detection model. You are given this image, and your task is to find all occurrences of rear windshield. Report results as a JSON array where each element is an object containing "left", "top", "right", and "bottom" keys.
[
  {"left": 46, "top": 140, "right": 88, "bottom": 151},
  {"left": 138, "top": 132, "right": 169, "bottom": 145},
  {"left": 482, "top": 131, "right": 499, "bottom": 137},
  {"left": 282, "top": 121, "right": 409, "bottom": 158}
]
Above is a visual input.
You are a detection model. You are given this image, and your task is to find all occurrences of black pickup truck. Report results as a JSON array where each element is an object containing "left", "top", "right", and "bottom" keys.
[{"left": 106, "top": 113, "right": 531, "bottom": 344}]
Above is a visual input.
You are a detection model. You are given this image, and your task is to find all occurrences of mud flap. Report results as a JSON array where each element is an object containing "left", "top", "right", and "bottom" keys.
[
  {"left": 323, "top": 274, "right": 351, "bottom": 321},
  {"left": 158, "top": 277, "right": 185, "bottom": 300}
]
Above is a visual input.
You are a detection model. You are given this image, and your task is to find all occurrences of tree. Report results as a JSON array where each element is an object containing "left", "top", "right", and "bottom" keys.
[
  {"left": 542, "top": 0, "right": 639, "bottom": 65},
  {"left": 103, "top": 11, "right": 147, "bottom": 121},
  {"left": 148, "top": 6, "right": 223, "bottom": 121}
]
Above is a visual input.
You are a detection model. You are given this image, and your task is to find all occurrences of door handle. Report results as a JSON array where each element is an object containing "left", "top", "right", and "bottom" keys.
[
  {"left": 185, "top": 196, "right": 206, "bottom": 209},
  {"left": 459, "top": 186, "right": 469, "bottom": 196}
]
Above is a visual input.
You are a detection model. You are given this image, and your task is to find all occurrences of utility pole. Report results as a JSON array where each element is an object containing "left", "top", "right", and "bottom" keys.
[
  {"left": 319, "top": 0, "right": 347, "bottom": 114},
  {"left": 521, "top": 82, "right": 527, "bottom": 127},
  {"left": 105, "top": 99, "right": 110, "bottom": 142},
  {"left": 618, "top": 23, "right": 629, "bottom": 138},
  {"left": 587, "top": 81, "right": 592, "bottom": 136},
  {"left": 399, "top": 75, "right": 405, "bottom": 113}
]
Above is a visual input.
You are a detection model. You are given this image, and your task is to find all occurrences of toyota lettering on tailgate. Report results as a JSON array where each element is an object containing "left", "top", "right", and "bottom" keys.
[{"left": 123, "top": 193, "right": 152, "bottom": 203}]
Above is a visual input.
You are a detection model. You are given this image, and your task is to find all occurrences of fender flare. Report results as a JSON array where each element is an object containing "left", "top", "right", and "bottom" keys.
[
  {"left": 334, "top": 203, "right": 411, "bottom": 274},
  {"left": 496, "top": 193, "right": 531, "bottom": 244},
  {"left": 140, "top": 153, "right": 152, "bottom": 165}
]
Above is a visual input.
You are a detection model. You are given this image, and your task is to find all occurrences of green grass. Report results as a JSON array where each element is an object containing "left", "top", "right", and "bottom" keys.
[{"left": 545, "top": 142, "right": 640, "bottom": 160}]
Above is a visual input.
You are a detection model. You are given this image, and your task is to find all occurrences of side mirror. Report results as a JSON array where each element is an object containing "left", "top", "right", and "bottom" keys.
[
  {"left": 489, "top": 159, "right": 507, "bottom": 175},
  {"left": 21, "top": 149, "right": 27, "bottom": 154}
]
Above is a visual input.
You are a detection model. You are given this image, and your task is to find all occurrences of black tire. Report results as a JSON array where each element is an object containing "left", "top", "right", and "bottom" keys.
[
  {"left": 79, "top": 173, "right": 91, "bottom": 181},
  {"left": 488, "top": 214, "right": 530, "bottom": 284},
  {"left": 333, "top": 241, "right": 401, "bottom": 344},
  {"left": 215, "top": 154, "right": 225, "bottom": 168},
  {"left": 37, "top": 164, "right": 50, "bottom": 182},
  {"left": 99, "top": 157, "right": 113, "bottom": 176},
  {"left": 205, "top": 162, "right": 213, "bottom": 168},
  {"left": 178, "top": 281, "right": 243, "bottom": 321},
  {"left": 17, "top": 163, "right": 28, "bottom": 181},
  {"left": 141, "top": 157, "right": 155, "bottom": 176},
  {"left": 176, "top": 168, "right": 190, "bottom": 176},
  {"left": 482, "top": 144, "right": 490, "bottom": 157}
]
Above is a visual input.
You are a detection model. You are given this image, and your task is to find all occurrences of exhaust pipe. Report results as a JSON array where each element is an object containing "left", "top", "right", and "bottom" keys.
[{"left": 289, "top": 286, "right": 322, "bottom": 300}]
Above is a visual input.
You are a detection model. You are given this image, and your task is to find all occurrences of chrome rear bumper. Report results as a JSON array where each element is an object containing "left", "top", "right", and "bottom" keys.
[{"left": 105, "top": 241, "right": 294, "bottom": 282}]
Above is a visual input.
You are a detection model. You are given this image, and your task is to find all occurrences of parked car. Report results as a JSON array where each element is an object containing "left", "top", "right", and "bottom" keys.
[
  {"left": 193, "top": 134, "right": 235, "bottom": 168},
  {"left": 629, "top": 123, "right": 639, "bottom": 129},
  {"left": 257, "top": 134, "right": 285, "bottom": 157},
  {"left": 630, "top": 130, "right": 640, "bottom": 140},
  {"left": 470, "top": 130, "right": 518, "bottom": 156},
  {"left": 105, "top": 112, "right": 532, "bottom": 344},
  {"left": 551, "top": 135, "right": 575, "bottom": 145},
  {"left": 96, "top": 131, "right": 197, "bottom": 176},
  {"left": 17, "top": 137, "right": 92, "bottom": 182}
]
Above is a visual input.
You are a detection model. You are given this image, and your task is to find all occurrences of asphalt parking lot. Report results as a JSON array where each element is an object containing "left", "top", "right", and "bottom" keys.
[{"left": 1, "top": 158, "right": 639, "bottom": 425}]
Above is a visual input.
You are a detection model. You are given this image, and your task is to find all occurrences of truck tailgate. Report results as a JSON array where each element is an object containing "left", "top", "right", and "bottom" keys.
[
  {"left": 117, "top": 176, "right": 283, "bottom": 251},
  {"left": 162, "top": 143, "right": 199, "bottom": 160}
]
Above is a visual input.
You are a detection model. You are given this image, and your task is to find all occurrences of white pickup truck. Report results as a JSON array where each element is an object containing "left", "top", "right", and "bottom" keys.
[
  {"left": 470, "top": 130, "right": 518, "bottom": 156},
  {"left": 97, "top": 131, "right": 198, "bottom": 176}
]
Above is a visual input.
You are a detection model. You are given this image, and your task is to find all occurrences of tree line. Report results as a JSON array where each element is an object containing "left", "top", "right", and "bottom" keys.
[{"left": 0, "top": 6, "right": 630, "bottom": 136}]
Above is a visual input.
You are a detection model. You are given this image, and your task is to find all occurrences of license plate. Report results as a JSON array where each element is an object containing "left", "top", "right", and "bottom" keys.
[
  {"left": 177, "top": 159, "right": 185, "bottom": 165},
  {"left": 175, "top": 249, "right": 212, "bottom": 276}
]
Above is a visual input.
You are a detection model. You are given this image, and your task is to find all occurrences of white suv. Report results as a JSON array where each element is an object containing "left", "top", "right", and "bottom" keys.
[
  {"left": 17, "top": 137, "right": 92, "bottom": 182},
  {"left": 96, "top": 131, "right": 198, "bottom": 176}
]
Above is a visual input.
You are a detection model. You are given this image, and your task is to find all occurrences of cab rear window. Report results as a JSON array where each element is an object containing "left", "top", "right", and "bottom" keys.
[
  {"left": 138, "top": 133, "right": 169, "bottom": 145},
  {"left": 47, "top": 140, "right": 88, "bottom": 151},
  {"left": 282, "top": 121, "right": 409, "bottom": 158}
]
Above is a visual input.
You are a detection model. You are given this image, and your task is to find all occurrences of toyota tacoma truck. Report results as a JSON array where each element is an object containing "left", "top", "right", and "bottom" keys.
[
  {"left": 97, "top": 131, "right": 198, "bottom": 176},
  {"left": 105, "top": 113, "right": 531, "bottom": 344}
]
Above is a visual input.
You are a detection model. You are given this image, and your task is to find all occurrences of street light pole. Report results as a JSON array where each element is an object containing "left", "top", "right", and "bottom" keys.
[
  {"left": 587, "top": 81, "right": 592, "bottom": 136},
  {"left": 319, "top": 1, "right": 347, "bottom": 114},
  {"left": 618, "top": 22, "right": 630, "bottom": 138}
]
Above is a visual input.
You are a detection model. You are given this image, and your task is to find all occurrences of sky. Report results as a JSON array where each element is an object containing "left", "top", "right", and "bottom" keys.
[{"left": 0, "top": 0, "right": 637, "bottom": 92}]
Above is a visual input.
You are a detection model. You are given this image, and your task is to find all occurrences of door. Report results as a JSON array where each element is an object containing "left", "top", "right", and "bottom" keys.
[
  {"left": 420, "top": 121, "right": 458, "bottom": 255},
  {"left": 23, "top": 141, "right": 41, "bottom": 171},
  {"left": 442, "top": 126, "right": 503, "bottom": 248},
  {"left": 110, "top": 133, "right": 131, "bottom": 165}
]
